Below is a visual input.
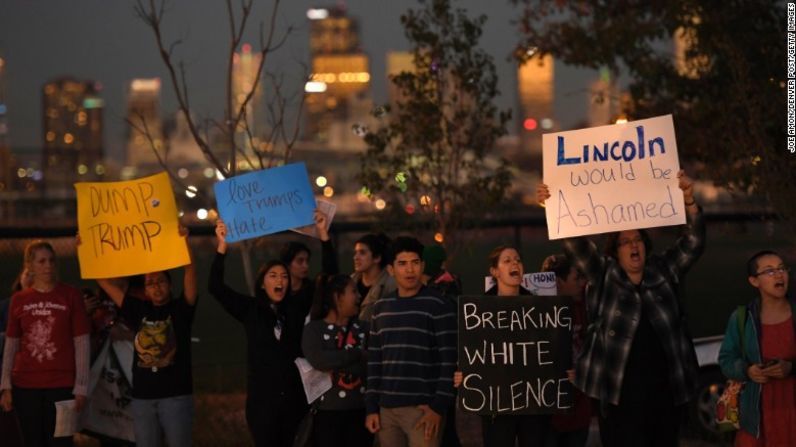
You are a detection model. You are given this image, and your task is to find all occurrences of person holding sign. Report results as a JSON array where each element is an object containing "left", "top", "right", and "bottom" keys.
[
  {"left": 280, "top": 209, "right": 340, "bottom": 321},
  {"left": 210, "top": 220, "right": 307, "bottom": 447},
  {"left": 95, "top": 227, "right": 197, "bottom": 447},
  {"left": 537, "top": 170, "right": 704, "bottom": 447},
  {"left": 1, "top": 240, "right": 91, "bottom": 447},
  {"left": 719, "top": 251, "right": 796, "bottom": 447},
  {"left": 301, "top": 274, "right": 372, "bottom": 447},
  {"left": 453, "top": 245, "right": 550, "bottom": 447},
  {"left": 365, "top": 237, "right": 457, "bottom": 447}
]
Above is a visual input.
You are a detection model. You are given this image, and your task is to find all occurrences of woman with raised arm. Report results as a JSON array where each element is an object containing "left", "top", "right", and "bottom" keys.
[
  {"left": 536, "top": 170, "right": 705, "bottom": 447},
  {"left": 96, "top": 227, "right": 197, "bottom": 447},
  {"left": 1, "top": 240, "right": 91, "bottom": 447},
  {"left": 209, "top": 219, "right": 307, "bottom": 447},
  {"left": 280, "top": 209, "right": 340, "bottom": 322}
]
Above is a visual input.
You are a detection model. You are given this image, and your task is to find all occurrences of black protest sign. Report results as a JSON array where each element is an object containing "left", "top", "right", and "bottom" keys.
[{"left": 458, "top": 295, "right": 574, "bottom": 415}]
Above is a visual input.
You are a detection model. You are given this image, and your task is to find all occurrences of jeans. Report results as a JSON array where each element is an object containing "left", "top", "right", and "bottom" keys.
[{"left": 129, "top": 395, "right": 193, "bottom": 447}]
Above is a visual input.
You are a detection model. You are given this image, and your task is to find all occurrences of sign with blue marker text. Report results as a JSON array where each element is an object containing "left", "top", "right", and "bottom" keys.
[
  {"left": 214, "top": 163, "right": 316, "bottom": 242},
  {"left": 542, "top": 114, "right": 685, "bottom": 239}
]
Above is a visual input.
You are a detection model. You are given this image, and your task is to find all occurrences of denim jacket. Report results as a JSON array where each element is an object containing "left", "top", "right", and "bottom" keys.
[{"left": 718, "top": 296, "right": 796, "bottom": 438}]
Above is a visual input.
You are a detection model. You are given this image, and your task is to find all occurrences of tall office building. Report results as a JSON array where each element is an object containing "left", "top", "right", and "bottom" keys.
[
  {"left": 588, "top": 68, "right": 621, "bottom": 127},
  {"left": 304, "top": 5, "right": 372, "bottom": 147},
  {"left": 517, "top": 54, "right": 554, "bottom": 167},
  {"left": 0, "top": 55, "right": 11, "bottom": 192},
  {"left": 126, "top": 78, "right": 163, "bottom": 167},
  {"left": 42, "top": 77, "right": 104, "bottom": 191}
]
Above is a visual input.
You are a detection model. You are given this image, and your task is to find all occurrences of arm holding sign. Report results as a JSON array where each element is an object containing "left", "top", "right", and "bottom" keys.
[
  {"left": 316, "top": 209, "right": 340, "bottom": 275},
  {"left": 208, "top": 220, "right": 253, "bottom": 323},
  {"left": 180, "top": 226, "right": 197, "bottom": 306},
  {"left": 660, "top": 171, "right": 705, "bottom": 278}
]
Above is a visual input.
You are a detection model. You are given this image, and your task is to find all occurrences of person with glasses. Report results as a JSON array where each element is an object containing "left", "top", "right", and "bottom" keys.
[
  {"left": 719, "top": 251, "right": 796, "bottom": 446},
  {"left": 96, "top": 227, "right": 197, "bottom": 447},
  {"left": 209, "top": 219, "right": 308, "bottom": 447},
  {"left": 537, "top": 170, "right": 705, "bottom": 447}
]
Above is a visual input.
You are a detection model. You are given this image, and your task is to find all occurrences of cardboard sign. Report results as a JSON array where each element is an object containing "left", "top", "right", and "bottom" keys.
[
  {"left": 214, "top": 163, "right": 316, "bottom": 243},
  {"left": 542, "top": 115, "right": 685, "bottom": 239},
  {"left": 458, "top": 295, "right": 574, "bottom": 415},
  {"left": 75, "top": 172, "right": 189, "bottom": 279},
  {"left": 484, "top": 272, "right": 558, "bottom": 296}
]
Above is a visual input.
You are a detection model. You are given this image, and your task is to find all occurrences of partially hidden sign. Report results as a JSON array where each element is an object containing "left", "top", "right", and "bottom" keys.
[
  {"left": 458, "top": 295, "right": 574, "bottom": 415},
  {"left": 75, "top": 172, "right": 190, "bottom": 279},
  {"left": 542, "top": 114, "right": 685, "bottom": 239},
  {"left": 213, "top": 162, "right": 316, "bottom": 243}
]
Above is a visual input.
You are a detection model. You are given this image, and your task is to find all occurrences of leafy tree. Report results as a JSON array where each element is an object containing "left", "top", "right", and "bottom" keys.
[
  {"left": 359, "top": 0, "right": 512, "bottom": 247},
  {"left": 511, "top": 1, "right": 794, "bottom": 218}
]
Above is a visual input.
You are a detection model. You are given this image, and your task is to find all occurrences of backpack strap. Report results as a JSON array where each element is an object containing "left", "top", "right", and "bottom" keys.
[{"left": 736, "top": 305, "right": 746, "bottom": 358}]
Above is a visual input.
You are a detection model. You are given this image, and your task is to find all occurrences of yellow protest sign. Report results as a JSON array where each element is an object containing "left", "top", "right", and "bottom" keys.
[{"left": 75, "top": 172, "right": 190, "bottom": 279}]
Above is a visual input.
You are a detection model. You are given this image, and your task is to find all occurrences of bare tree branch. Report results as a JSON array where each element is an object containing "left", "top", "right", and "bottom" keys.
[{"left": 126, "top": 111, "right": 211, "bottom": 209}]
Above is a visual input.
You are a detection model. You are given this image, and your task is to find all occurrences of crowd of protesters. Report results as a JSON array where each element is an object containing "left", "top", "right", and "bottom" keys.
[{"left": 0, "top": 169, "right": 794, "bottom": 447}]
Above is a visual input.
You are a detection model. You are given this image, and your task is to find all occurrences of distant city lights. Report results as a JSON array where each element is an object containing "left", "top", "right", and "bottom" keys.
[
  {"left": 304, "top": 81, "right": 328, "bottom": 93},
  {"left": 185, "top": 186, "right": 198, "bottom": 199},
  {"left": 197, "top": 208, "right": 208, "bottom": 220},
  {"left": 523, "top": 118, "right": 538, "bottom": 131},
  {"left": 375, "top": 199, "right": 386, "bottom": 210},
  {"left": 307, "top": 8, "right": 329, "bottom": 20},
  {"left": 310, "top": 72, "right": 370, "bottom": 84},
  {"left": 77, "top": 164, "right": 88, "bottom": 175},
  {"left": 323, "top": 186, "right": 334, "bottom": 197},
  {"left": 315, "top": 176, "right": 328, "bottom": 187},
  {"left": 178, "top": 168, "right": 189, "bottom": 179},
  {"left": 203, "top": 168, "right": 215, "bottom": 179},
  {"left": 540, "top": 118, "right": 554, "bottom": 130}
]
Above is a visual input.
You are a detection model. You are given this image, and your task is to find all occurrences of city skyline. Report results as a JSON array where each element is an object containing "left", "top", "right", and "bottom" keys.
[{"left": 0, "top": 0, "right": 601, "bottom": 164}]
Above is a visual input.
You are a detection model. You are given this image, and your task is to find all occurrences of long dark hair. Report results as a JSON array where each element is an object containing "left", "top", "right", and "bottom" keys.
[
  {"left": 255, "top": 260, "right": 291, "bottom": 302},
  {"left": 310, "top": 273, "right": 353, "bottom": 321}
]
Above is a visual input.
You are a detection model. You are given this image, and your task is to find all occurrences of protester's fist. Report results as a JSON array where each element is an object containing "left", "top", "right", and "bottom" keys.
[
  {"left": 536, "top": 183, "right": 551, "bottom": 206},
  {"left": 215, "top": 219, "right": 228, "bottom": 254},
  {"left": 677, "top": 170, "right": 695, "bottom": 202},
  {"left": 365, "top": 414, "right": 381, "bottom": 434},
  {"left": 314, "top": 209, "right": 330, "bottom": 241}
]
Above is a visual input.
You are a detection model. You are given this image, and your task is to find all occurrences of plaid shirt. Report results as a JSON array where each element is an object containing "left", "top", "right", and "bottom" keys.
[{"left": 564, "top": 209, "right": 706, "bottom": 406}]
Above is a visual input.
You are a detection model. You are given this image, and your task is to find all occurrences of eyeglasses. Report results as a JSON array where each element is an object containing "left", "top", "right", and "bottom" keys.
[
  {"left": 618, "top": 236, "right": 643, "bottom": 247},
  {"left": 754, "top": 267, "right": 790, "bottom": 277},
  {"left": 145, "top": 278, "right": 169, "bottom": 288}
]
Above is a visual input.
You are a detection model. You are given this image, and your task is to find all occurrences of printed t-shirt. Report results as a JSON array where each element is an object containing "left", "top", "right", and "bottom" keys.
[
  {"left": 120, "top": 293, "right": 195, "bottom": 399},
  {"left": 6, "top": 283, "right": 90, "bottom": 389}
]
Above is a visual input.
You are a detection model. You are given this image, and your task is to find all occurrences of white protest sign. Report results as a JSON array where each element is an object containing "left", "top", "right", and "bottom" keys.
[
  {"left": 290, "top": 199, "right": 337, "bottom": 239},
  {"left": 542, "top": 115, "right": 685, "bottom": 239},
  {"left": 484, "top": 272, "right": 557, "bottom": 296}
]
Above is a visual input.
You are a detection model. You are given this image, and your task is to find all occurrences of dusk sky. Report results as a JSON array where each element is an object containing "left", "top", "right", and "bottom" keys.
[{"left": 0, "top": 0, "right": 597, "bottom": 163}]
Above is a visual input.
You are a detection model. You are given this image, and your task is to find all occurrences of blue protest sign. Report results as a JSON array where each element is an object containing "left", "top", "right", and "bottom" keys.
[{"left": 214, "top": 163, "right": 316, "bottom": 242}]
